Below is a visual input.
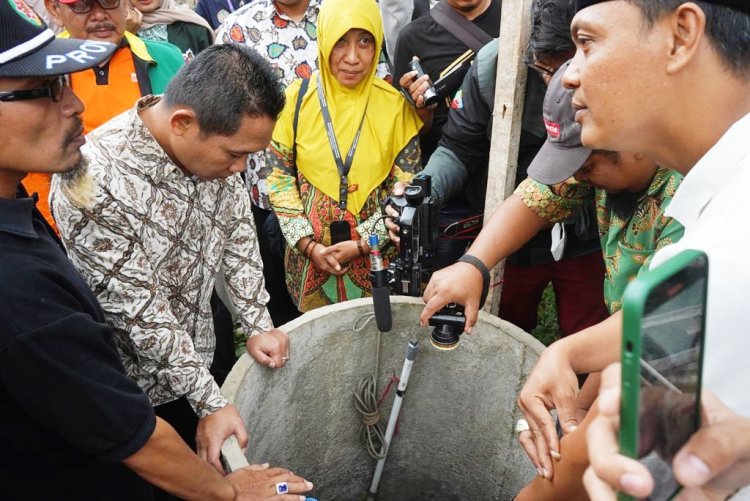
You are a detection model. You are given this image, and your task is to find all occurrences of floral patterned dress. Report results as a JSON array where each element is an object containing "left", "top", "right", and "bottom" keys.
[{"left": 267, "top": 139, "right": 421, "bottom": 312}]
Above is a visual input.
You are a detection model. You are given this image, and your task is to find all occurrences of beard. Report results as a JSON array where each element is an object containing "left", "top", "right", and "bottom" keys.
[
  {"left": 58, "top": 154, "right": 95, "bottom": 210},
  {"left": 57, "top": 116, "right": 94, "bottom": 209}
]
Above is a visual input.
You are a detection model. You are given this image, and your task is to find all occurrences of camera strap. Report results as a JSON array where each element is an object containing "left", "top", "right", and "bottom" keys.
[
  {"left": 316, "top": 77, "right": 368, "bottom": 214},
  {"left": 429, "top": 1, "right": 493, "bottom": 54}
]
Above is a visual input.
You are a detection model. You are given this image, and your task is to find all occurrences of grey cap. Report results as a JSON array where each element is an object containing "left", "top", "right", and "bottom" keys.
[{"left": 527, "top": 60, "right": 591, "bottom": 185}]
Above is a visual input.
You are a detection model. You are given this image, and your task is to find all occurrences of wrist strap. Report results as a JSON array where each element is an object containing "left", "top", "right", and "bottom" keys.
[{"left": 458, "top": 254, "right": 490, "bottom": 309}]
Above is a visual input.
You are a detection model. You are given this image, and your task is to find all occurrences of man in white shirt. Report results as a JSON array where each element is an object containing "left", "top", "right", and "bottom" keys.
[
  {"left": 419, "top": 0, "right": 750, "bottom": 495},
  {"left": 557, "top": 0, "right": 750, "bottom": 498}
]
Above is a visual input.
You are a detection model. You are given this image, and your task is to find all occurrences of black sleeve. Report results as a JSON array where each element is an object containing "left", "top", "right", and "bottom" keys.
[
  {"left": 0, "top": 265, "right": 156, "bottom": 463},
  {"left": 437, "top": 59, "right": 492, "bottom": 181}
]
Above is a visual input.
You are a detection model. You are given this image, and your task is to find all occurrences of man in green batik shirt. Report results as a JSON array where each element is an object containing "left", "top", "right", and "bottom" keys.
[{"left": 515, "top": 156, "right": 683, "bottom": 313}]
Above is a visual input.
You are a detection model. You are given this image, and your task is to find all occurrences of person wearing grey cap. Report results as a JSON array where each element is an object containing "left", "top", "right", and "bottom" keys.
[
  {"left": 553, "top": 1, "right": 750, "bottom": 499},
  {"left": 0, "top": 2, "right": 311, "bottom": 499},
  {"left": 420, "top": 60, "right": 683, "bottom": 496}
]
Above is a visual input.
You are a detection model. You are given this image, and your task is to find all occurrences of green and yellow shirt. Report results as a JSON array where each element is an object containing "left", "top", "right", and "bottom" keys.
[{"left": 515, "top": 167, "right": 684, "bottom": 313}]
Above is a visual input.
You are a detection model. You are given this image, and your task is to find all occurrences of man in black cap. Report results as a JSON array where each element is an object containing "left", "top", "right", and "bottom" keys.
[
  {"left": 0, "top": 2, "right": 311, "bottom": 499},
  {"left": 513, "top": 0, "right": 750, "bottom": 498}
]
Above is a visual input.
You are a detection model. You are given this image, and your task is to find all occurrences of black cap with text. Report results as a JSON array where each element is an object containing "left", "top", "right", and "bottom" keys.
[{"left": 0, "top": 0, "right": 115, "bottom": 77}]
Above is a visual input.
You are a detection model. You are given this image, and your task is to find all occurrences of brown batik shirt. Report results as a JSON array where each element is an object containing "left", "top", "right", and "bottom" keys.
[{"left": 50, "top": 96, "right": 273, "bottom": 416}]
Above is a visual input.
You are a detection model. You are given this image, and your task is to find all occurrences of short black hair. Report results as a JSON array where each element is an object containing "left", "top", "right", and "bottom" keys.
[
  {"left": 163, "top": 44, "right": 286, "bottom": 136},
  {"left": 527, "top": 0, "right": 577, "bottom": 63},
  {"left": 627, "top": 0, "right": 750, "bottom": 77}
]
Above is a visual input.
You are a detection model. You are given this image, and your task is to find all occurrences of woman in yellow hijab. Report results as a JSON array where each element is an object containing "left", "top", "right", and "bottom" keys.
[{"left": 266, "top": 0, "right": 422, "bottom": 312}]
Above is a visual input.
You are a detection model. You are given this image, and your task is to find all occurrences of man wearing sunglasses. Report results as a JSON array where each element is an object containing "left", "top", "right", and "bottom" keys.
[{"left": 0, "top": 2, "right": 311, "bottom": 499}]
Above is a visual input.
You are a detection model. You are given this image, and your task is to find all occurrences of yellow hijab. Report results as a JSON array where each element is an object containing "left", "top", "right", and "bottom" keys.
[{"left": 272, "top": 0, "right": 422, "bottom": 215}]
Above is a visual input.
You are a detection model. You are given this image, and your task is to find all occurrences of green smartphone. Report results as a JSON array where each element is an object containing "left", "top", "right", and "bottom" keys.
[{"left": 619, "top": 250, "right": 708, "bottom": 501}]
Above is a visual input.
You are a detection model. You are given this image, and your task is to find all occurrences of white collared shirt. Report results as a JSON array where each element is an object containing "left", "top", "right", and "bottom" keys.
[{"left": 651, "top": 112, "right": 750, "bottom": 418}]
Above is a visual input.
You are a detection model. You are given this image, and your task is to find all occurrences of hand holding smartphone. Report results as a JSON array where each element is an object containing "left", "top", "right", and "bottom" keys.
[{"left": 619, "top": 250, "right": 709, "bottom": 501}]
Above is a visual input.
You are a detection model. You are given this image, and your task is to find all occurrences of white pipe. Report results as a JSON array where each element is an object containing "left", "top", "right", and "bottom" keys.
[{"left": 367, "top": 340, "right": 419, "bottom": 498}]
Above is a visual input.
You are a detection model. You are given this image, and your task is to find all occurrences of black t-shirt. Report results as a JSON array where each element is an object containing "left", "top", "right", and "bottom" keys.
[
  {"left": 394, "top": 0, "right": 501, "bottom": 163},
  {"left": 424, "top": 41, "right": 601, "bottom": 264},
  {"left": 0, "top": 194, "right": 155, "bottom": 500}
]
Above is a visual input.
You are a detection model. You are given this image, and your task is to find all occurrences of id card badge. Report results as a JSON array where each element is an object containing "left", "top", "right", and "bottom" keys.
[{"left": 330, "top": 220, "right": 352, "bottom": 244}]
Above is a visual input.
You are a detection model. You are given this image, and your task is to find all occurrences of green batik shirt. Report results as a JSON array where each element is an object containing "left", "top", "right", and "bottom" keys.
[{"left": 515, "top": 167, "right": 684, "bottom": 313}]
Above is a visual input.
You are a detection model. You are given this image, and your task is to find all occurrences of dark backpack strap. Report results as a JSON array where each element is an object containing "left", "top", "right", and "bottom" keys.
[
  {"left": 430, "top": 1, "right": 493, "bottom": 53},
  {"left": 291, "top": 77, "right": 310, "bottom": 176}
]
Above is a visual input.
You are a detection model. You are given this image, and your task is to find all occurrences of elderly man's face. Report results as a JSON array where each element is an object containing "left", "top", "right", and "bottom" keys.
[
  {"left": 47, "top": 0, "right": 127, "bottom": 46},
  {"left": 0, "top": 76, "right": 86, "bottom": 176},
  {"left": 563, "top": 1, "right": 671, "bottom": 154}
]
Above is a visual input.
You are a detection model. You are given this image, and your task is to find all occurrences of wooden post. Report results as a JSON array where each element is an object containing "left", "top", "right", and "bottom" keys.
[{"left": 482, "top": 0, "right": 533, "bottom": 313}]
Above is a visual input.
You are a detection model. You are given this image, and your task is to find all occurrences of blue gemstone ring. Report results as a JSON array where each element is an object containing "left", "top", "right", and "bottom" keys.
[{"left": 276, "top": 482, "right": 289, "bottom": 495}]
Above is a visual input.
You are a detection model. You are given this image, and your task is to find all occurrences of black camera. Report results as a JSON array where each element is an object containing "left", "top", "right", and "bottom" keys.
[
  {"left": 407, "top": 58, "right": 440, "bottom": 108},
  {"left": 384, "top": 174, "right": 467, "bottom": 349},
  {"left": 385, "top": 174, "right": 438, "bottom": 296}
]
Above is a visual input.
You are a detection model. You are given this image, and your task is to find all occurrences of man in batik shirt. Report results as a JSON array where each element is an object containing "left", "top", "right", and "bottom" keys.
[{"left": 51, "top": 44, "right": 289, "bottom": 474}]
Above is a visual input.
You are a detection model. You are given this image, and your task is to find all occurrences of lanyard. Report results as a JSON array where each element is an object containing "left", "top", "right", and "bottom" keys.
[{"left": 316, "top": 77, "right": 367, "bottom": 212}]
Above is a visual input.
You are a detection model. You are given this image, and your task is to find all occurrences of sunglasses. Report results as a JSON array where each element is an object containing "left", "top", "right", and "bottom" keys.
[
  {"left": 58, "top": 0, "right": 120, "bottom": 14},
  {"left": 0, "top": 75, "right": 68, "bottom": 103}
]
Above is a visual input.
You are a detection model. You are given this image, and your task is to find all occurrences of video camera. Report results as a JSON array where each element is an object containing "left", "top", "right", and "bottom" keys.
[{"left": 383, "top": 174, "right": 467, "bottom": 350}]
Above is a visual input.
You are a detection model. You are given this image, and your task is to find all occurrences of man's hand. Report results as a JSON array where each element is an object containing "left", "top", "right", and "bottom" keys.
[
  {"left": 420, "top": 261, "right": 483, "bottom": 333},
  {"left": 228, "top": 463, "right": 314, "bottom": 500},
  {"left": 125, "top": 1, "right": 143, "bottom": 32},
  {"left": 196, "top": 404, "right": 248, "bottom": 475},
  {"left": 246, "top": 329, "right": 289, "bottom": 369},
  {"left": 399, "top": 57, "right": 438, "bottom": 126},
  {"left": 516, "top": 340, "right": 582, "bottom": 480},
  {"left": 584, "top": 363, "right": 750, "bottom": 501},
  {"left": 518, "top": 383, "right": 591, "bottom": 478}
]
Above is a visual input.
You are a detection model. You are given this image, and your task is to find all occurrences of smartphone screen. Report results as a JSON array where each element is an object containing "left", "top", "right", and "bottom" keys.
[{"left": 620, "top": 251, "right": 708, "bottom": 500}]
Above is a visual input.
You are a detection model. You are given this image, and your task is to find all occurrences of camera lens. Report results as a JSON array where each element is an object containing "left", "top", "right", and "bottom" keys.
[
  {"left": 422, "top": 88, "right": 440, "bottom": 107},
  {"left": 430, "top": 324, "right": 461, "bottom": 350}
]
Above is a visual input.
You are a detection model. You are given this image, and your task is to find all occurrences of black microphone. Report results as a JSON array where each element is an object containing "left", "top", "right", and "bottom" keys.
[{"left": 369, "top": 234, "right": 392, "bottom": 332}]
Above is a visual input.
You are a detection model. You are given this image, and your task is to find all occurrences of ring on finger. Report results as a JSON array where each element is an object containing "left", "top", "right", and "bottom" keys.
[
  {"left": 275, "top": 482, "right": 289, "bottom": 495},
  {"left": 515, "top": 418, "right": 530, "bottom": 434}
]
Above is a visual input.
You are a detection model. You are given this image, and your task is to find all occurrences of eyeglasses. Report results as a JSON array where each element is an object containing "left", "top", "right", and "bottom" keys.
[
  {"left": 528, "top": 61, "right": 556, "bottom": 79},
  {"left": 57, "top": 0, "right": 120, "bottom": 14},
  {"left": 0, "top": 76, "right": 68, "bottom": 103}
]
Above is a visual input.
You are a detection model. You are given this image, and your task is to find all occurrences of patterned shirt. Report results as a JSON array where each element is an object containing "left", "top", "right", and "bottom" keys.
[
  {"left": 216, "top": 0, "right": 319, "bottom": 209},
  {"left": 50, "top": 96, "right": 273, "bottom": 416},
  {"left": 216, "top": 0, "right": 392, "bottom": 209},
  {"left": 515, "top": 168, "right": 685, "bottom": 313}
]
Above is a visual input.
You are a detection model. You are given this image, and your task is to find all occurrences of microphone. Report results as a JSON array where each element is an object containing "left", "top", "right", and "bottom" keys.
[{"left": 369, "top": 234, "right": 392, "bottom": 332}]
